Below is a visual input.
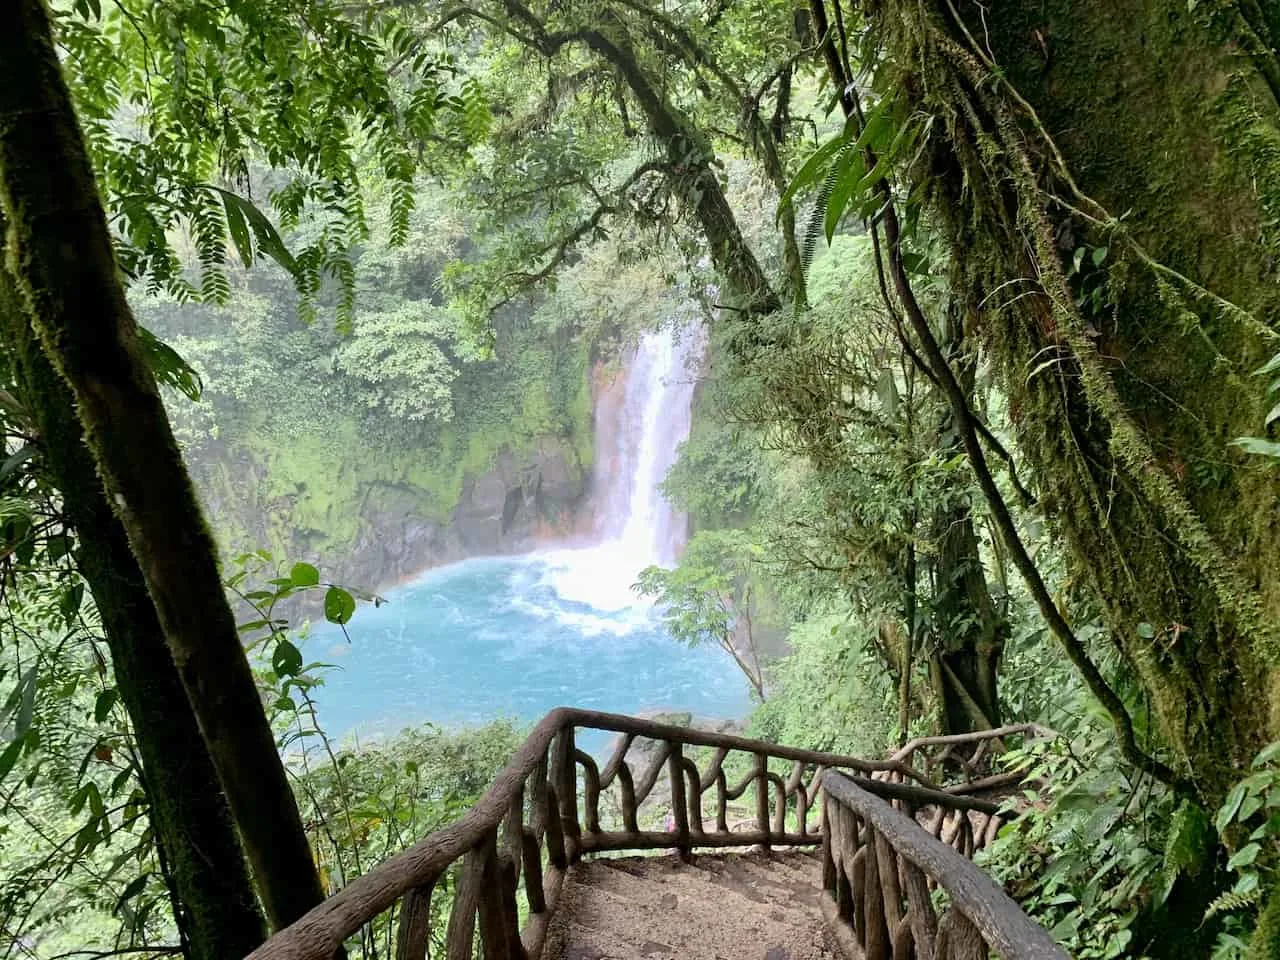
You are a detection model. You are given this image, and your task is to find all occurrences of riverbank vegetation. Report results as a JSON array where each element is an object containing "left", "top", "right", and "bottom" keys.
[{"left": 3, "top": 0, "right": 1280, "bottom": 958}]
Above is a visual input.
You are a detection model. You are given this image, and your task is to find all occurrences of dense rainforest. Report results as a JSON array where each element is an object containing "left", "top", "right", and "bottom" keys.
[{"left": 2, "top": 0, "right": 1280, "bottom": 958}]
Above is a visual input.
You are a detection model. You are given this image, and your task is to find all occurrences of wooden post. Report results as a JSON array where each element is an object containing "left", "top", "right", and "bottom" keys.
[
  {"left": 617, "top": 762, "right": 639, "bottom": 833},
  {"left": 521, "top": 828, "right": 546, "bottom": 914},
  {"left": 476, "top": 833, "right": 519, "bottom": 960},
  {"left": 552, "top": 727, "right": 580, "bottom": 863},
  {"left": 394, "top": 880, "right": 434, "bottom": 960},
  {"left": 530, "top": 754, "right": 549, "bottom": 839},
  {"left": 543, "top": 784, "right": 566, "bottom": 870},
  {"left": 578, "top": 749, "right": 602, "bottom": 835},
  {"left": 947, "top": 911, "right": 986, "bottom": 960},
  {"left": 821, "top": 798, "right": 836, "bottom": 894},
  {"left": 875, "top": 831, "right": 904, "bottom": 934},
  {"left": 715, "top": 768, "right": 729, "bottom": 833},
  {"left": 444, "top": 849, "right": 483, "bottom": 960},
  {"left": 668, "top": 741, "right": 691, "bottom": 861},
  {"left": 863, "top": 826, "right": 890, "bottom": 960},
  {"left": 902, "top": 859, "right": 938, "bottom": 960},
  {"left": 682, "top": 757, "right": 704, "bottom": 839},
  {"left": 503, "top": 787, "right": 524, "bottom": 878},
  {"left": 754, "top": 753, "right": 770, "bottom": 850},
  {"left": 498, "top": 854, "right": 526, "bottom": 960}
]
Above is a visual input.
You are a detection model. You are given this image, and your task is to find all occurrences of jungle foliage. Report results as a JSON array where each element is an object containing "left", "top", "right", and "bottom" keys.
[{"left": 3, "top": 0, "right": 1280, "bottom": 958}]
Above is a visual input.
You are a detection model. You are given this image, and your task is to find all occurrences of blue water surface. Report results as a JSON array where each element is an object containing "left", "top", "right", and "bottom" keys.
[{"left": 306, "top": 552, "right": 752, "bottom": 753}]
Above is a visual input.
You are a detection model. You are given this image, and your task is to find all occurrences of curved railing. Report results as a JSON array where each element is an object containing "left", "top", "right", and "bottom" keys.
[
  {"left": 249, "top": 708, "right": 1053, "bottom": 960},
  {"left": 821, "top": 771, "right": 1067, "bottom": 960}
]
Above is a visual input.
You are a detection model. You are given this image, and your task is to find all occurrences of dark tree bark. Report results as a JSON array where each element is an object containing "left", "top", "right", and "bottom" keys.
[
  {"left": 0, "top": 0, "right": 326, "bottom": 932},
  {"left": 0, "top": 264, "right": 267, "bottom": 960},
  {"left": 927, "top": 315, "right": 1004, "bottom": 734}
]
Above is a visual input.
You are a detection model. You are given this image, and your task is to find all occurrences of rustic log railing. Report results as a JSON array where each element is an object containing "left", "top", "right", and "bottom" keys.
[
  {"left": 884, "top": 723, "right": 1054, "bottom": 798},
  {"left": 249, "top": 708, "right": 1056, "bottom": 960},
  {"left": 820, "top": 771, "right": 1067, "bottom": 960}
]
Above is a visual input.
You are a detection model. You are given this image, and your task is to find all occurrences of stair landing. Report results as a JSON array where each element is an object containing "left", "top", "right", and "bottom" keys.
[{"left": 544, "top": 851, "right": 842, "bottom": 960}]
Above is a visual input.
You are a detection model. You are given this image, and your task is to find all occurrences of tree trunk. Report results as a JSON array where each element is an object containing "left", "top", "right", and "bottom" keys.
[
  {"left": 871, "top": 0, "right": 1280, "bottom": 804},
  {"left": 928, "top": 318, "right": 1004, "bottom": 735},
  {"left": 0, "top": 265, "right": 267, "bottom": 960},
  {"left": 0, "top": 0, "right": 327, "bottom": 932},
  {"left": 507, "top": 0, "right": 784, "bottom": 319},
  {"left": 575, "top": 28, "right": 783, "bottom": 319}
]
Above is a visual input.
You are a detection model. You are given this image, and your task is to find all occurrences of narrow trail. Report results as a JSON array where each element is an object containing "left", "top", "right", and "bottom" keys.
[{"left": 545, "top": 851, "right": 840, "bottom": 960}]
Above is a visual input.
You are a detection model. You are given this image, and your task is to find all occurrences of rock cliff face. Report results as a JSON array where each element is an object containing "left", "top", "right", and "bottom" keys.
[
  {"left": 348, "top": 440, "right": 589, "bottom": 590},
  {"left": 197, "top": 435, "right": 590, "bottom": 595}
]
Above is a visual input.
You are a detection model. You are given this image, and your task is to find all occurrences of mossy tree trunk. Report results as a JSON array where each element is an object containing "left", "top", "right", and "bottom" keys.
[
  {"left": 867, "top": 0, "right": 1280, "bottom": 806},
  {"left": 0, "top": 263, "right": 267, "bottom": 960},
  {"left": 0, "top": 0, "right": 327, "bottom": 933}
]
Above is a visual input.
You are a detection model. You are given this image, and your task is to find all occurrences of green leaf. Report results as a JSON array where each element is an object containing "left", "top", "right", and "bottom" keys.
[
  {"left": 823, "top": 149, "right": 866, "bottom": 241},
  {"left": 0, "top": 738, "right": 23, "bottom": 783},
  {"left": 324, "top": 586, "right": 356, "bottom": 625},
  {"left": 1227, "top": 842, "right": 1261, "bottom": 870},
  {"left": 1255, "top": 351, "right": 1280, "bottom": 376},
  {"left": 1218, "top": 782, "right": 1248, "bottom": 832},
  {"left": 290, "top": 562, "right": 320, "bottom": 588},
  {"left": 61, "top": 582, "right": 84, "bottom": 626},
  {"left": 94, "top": 689, "right": 119, "bottom": 724},
  {"left": 1266, "top": 400, "right": 1280, "bottom": 427},
  {"left": 778, "top": 133, "right": 848, "bottom": 213},
  {"left": 1136, "top": 621, "right": 1156, "bottom": 639},
  {"left": 15, "top": 667, "right": 36, "bottom": 739},
  {"left": 46, "top": 533, "right": 74, "bottom": 561},
  {"left": 206, "top": 187, "right": 299, "bottom": 277},
  {"left": 221, "top": 191, "right": 254, "bottom": 268},
  {"left": 1240, "top": 793, "right": 1265, "bottom": 823},
  {"left": 1092, "top": 245, "right": 1109, "bottom": 266},
  {"left": 272, "top": 640, "right": 303, "bottom": 677},
  {"left": 1253, "top": 741, "right": 1280, "bottom": 767},
  {"left": 1164, "top": 801, "right": 1210, "bottom": 880},
  {"left": 1232, "top": 436, "right": 1280, "bottom": 458},
  {"left": 137, "top": 327, "right": 203, "bottom": 401},
  {"left": 114, "top": 873, "right": 150, "bottom": 915},
  {"left": 0, "top": 446, "right": 34, "bottom": 481}
]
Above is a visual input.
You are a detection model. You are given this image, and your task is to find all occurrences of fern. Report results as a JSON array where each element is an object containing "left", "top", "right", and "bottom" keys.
[
  {"left": 1206, "top": 886, "right": 1263, "bottom": 921},
  {"left": 799, "top": 143, "right": 852, "bottom": 278},
  {"left": 188, "top": 191, "right": 229, "bottom": 305},
  {"left": 1164, "top": 800, "right": 1211, "bottom": 879},
  {"left": 459, "top": 77, "right": 491, "bottom": 143}
]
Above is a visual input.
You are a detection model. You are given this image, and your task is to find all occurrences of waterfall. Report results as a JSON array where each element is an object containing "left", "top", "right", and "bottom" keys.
[
  {"left": 540, "top": 324, "right": 701, "bottom": 611},
  {"left": 596, "top": 328, "right": 699, "bottom": 567}
]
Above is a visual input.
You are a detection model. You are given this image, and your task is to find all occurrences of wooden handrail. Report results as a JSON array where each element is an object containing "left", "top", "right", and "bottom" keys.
[
  {"left": 249, "top": 708, "right": 1047, "bottom": 960},
  {"left": 820, "top": 771, "right": 1066, "bottom": 960}
]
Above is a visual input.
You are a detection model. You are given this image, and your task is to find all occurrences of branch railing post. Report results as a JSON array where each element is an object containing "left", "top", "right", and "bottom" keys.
[
  {"left": 552, "top": 726, "right": 580, "bottom": 864},
  {"left": 667, "top": 741, "right": 691, "bottom": 861},
  {"left": 754, "top": 752, "right": 770, "bottom": 850}
]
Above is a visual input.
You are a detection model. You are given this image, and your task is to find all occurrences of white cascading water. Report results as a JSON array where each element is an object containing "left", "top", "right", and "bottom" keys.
[{"left": 541, "top": 324, "right": 702, "bottom": 612}]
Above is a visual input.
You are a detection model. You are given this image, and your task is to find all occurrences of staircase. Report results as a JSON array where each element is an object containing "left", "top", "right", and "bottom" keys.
[{"left": 249, "top": 709, "right": 1067, "bottom": 960}]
